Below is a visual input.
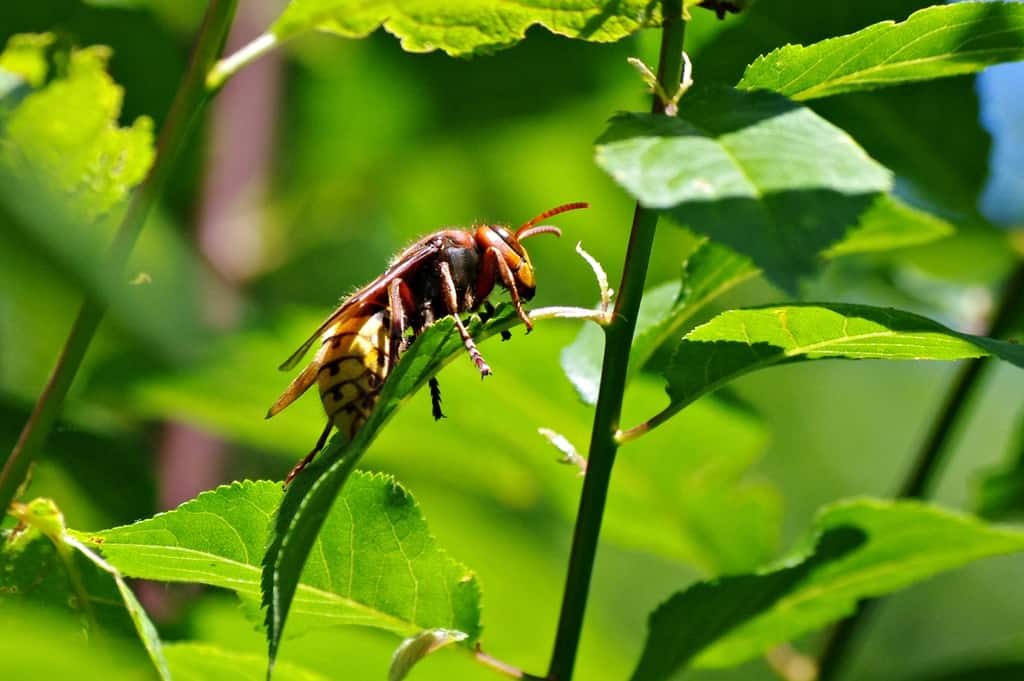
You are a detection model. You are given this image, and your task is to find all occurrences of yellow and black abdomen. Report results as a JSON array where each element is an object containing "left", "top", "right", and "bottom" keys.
[{"left": 314, "top": 310, "right": 390, "bottom": 439}]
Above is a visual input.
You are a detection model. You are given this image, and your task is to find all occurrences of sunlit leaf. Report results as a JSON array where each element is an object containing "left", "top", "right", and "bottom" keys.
[
  {"left": 0, "top": 34, "right": 154, "bottom": 221},
  {"left": 82, "top": 474, "right": 482, "bottom": 670},
  {"left": 739, "top": 2, "right": 1024, "bottom": 100},
  {"left": 660, "top": 303, "right": 1024, "bottom": 425},
  {"left": 0, "top": 33, "right": 53, "bottom": 88},
  {"left": 269, "top": 0, "right": 697, "bottom": 55},
  {"left": 0, "top": 34, "right": 206, "bottom": 362},
  {"left": 560, "top": 322, "right": 605, "bottom": 406},
  {"left": 595, "top": 85, "right": 893, "bottom": 291},
  {"left": 630, "top": 499, "right": 1024, "bottom": 680}
]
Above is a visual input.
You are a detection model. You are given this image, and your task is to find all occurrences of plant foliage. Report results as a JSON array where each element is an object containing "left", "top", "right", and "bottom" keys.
[{"left": 3, "top": 2, "right": 1024, "bottom": 681}]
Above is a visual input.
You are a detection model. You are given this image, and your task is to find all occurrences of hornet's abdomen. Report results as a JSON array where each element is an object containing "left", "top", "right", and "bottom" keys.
[{"left": 315, "top": 311, "right": 390, "bottom": 439}]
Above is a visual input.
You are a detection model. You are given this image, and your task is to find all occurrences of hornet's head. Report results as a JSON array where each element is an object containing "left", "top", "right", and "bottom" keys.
[{"left": 475, "top": 202, "right": 589, "bottom": 301}]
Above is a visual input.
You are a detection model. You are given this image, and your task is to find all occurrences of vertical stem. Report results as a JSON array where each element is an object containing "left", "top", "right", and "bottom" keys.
[
  {"left": 546, "top": 4, "right": 686, "bottom": 680},
  {"left": 817, "top": 262, "right": 1024, "bottom": 681},
  {"left": 0, "top": 0, "right": 239, "bottom": 513}
]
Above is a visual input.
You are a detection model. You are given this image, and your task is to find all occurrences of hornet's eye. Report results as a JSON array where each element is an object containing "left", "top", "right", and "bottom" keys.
[{"left": 490, "top": 226, "right": 524, "bottom": 255}]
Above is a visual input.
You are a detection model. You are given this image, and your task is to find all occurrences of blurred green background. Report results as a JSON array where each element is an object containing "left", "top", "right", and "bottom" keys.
[{"left": 2, "top": 1, "right": 1023, "bottom": 679}]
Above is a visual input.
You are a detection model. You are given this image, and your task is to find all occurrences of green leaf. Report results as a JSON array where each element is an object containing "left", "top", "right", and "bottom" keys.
[
  {"left": 164, "top": 642, "right": 330, "bottom": 681},
  {"left": 595, "top": 85, "right": 893, "bottom": 291},
  {"left": 83, "top": 473, "right": 482, "bottom": 666},
  {"left": 270, "top": 0, "right": 679, "bottom": 55},
  {"left": 976, "top": 410, "right": 1024, "bottom": 521},
  {"left": 388, "top": 629, "right": 468, "bottom": 681},
  {"left": 562, "top": 197, "right": 950, "bottom": 405},
  {"left": 629, "top": 525, "right": 865, "bottom": 681},
  {"left": 0, "top": 33, "right": 53, "bottom": 88},
  {"left": 261, "top": 308, "right": 520, "bottom": 671},
  {"left": 82, "top": 480, "right": 279, "bottom": 593},
  {"left": 630, "top": 499, "right": 1024, "bottom": 680},
  {"left": 739, "top": 2, "right": 1024, "bottom": 101},
  {"left": 0, "top": 35, "right": 205, "bottom": 362},
  {"left": 823, "top": 194, "right": 955, "bottom": 257},
  {"left": 695, "top": 500, "right": 1024, "bottom": 669},
  {"left": 694, "top": 0, "right": 996, "bottom": 213},
  {"left": 71, "top": 538, "right": 171, "bottom": 681},
  {"left": 0, "top": 35, "right": 154, "bottom": 221},
  {"left": 3, "top": 498, "right": 170, "bottom": 680},
  {"left": 662, "top": 303, "right": 1024, "bottom": 422}
]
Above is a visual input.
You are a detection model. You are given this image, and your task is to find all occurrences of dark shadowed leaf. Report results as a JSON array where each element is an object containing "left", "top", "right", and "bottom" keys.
[
  {"left": 629, "top": 525, "right": 865, "bottom": 681},
  {"left": 631, "top": 499, "right": 1024, "bottom": 680},
  {"left": 595, "top": 85, "right": 893, "bottom": 291},
  {"left": 562, "top": 240, "right": 757, "bottom": 405}
]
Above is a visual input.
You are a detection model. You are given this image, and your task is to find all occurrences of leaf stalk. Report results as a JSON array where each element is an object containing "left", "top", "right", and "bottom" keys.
[{"left": 207, "top": 32, "right": 280, "bottom": 93}]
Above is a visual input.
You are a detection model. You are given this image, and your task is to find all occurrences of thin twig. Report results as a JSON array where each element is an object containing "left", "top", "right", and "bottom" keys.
[{"left": 475, "top": 646, "right": 546, "bottom": 680}]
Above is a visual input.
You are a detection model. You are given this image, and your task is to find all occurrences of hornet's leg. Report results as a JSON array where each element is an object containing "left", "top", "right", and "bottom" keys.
[
  {"left": 387, "top": 278, "right": 417, "bottom": 374},
  {"left": 408, "top": 299, "right": 444, "bottom": 420},
  {"left": 428, "top": 377, "right": 445, "bottom": 420},
  {"left": 284, "top": 419, "right": 333, "bottom": 486},
  {"left": 437, "top": 260, "right": 491, "bottom": 377},
  {"left": 482, "top": 301, "right": 513, "bottom": 342},
  {"left": 481, "top": 247, "right": 532, "bottom": 332}
]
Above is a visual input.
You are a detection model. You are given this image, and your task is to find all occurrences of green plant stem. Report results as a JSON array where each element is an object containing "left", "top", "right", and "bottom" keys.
[
  {"left": 545, "top": 4, "right": 686, "bottom": 680},
  {"left": 817, "top": 261, "right": 1024, "bottom": 681},
  {"left": 0, "top": 0, "right": 239, "bottom": 514}
]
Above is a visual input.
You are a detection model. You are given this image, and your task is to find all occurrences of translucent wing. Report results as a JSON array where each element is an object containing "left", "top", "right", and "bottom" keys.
[
  {"left": 276, "top": 235, "right": 445, "bottom": 371},
  {"left": 266, "top": 361, "right": 320, "bottom": 418}
]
